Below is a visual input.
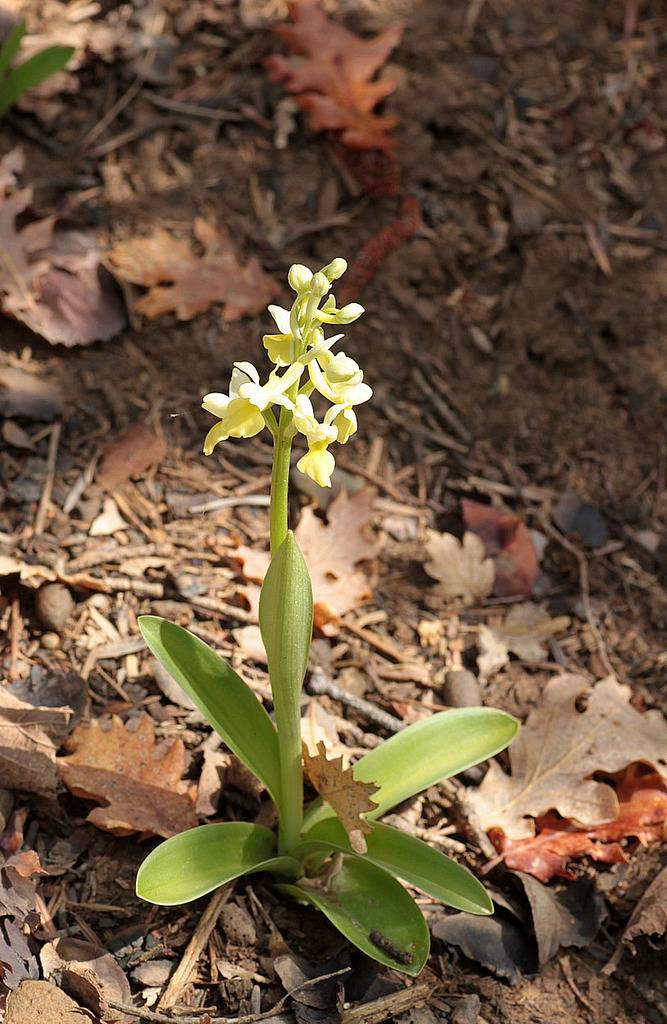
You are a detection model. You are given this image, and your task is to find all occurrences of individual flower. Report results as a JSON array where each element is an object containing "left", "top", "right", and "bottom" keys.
[
  {"left": 263, "top": 304, "right": 296, "bottom": 366},
  {"left": 203, "top": 361, "right": 303, "bottom": 455},
  {"left": 293, "top": 395, "right": 340, "bottom": 488},
  {"left": 308, "top": 349, "right": 372, "bottom": 407}
]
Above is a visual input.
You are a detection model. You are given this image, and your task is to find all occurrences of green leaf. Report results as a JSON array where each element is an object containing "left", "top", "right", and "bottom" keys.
[
  {"left": 137, "top": 822, "right": 299, "bottom": 905},
  {"left": 260, "top": 530, "right": 313, "bottom": 711},
  {"left": 259, "top": 531, "right": 313, "bottom": 849},
  {"left": 0, "top": 24, "right": 27, "bottom": 85},
  {"left": 303, "top": 707, "right": 519, "bottom": 830},
  {"left": 298, "top": 819, "right": 492, "bottom": 915},
  {"left": 139, "top": 616, "right": 282, "bottom": 809},
  {"left": 278, "top": 855, "right": 429, "bottom": 976},
  {"left": 0, "top": 45, "right": 75, "bottom": 117}
]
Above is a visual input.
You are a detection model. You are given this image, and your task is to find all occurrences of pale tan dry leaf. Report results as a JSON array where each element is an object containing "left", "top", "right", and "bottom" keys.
[
  {"left": 424, "top": 530, "right": 494, "bottom": 604},
  {"left": 295, "top": 488, "right": 379, "bottom": 629},
  {"left": 58, "top": 714, "right": 198, "bottom": 838},
  {"left": 235, "top": 488, "right": 380, "bottom": 631},
  {"left": 467, "top": 675, "right": 667, "bottom": 840},
  {"left": 232, "top": 624, "right": 267, "bottom": 664},
  {"left": 40, "top": 937, "right": 132, "bottom": 1024},
  {"left": 303, "top": 739, "right": 378, "bottom": 853},
  {"left": 478, "top": 604, "right": 571, "bottom": 679},
  {"left": 89, "top": 497, "right": 128, "bottom": 537},
  {"left": 196, "top": 749, "right": 232, "bottom": 818},
  {"left": 106, "top": 219, "right": 280, "bottom": 322},
  {"left": 0, "top": 689, "right": 70, "bottom": 796},
  {"left": 301, "top": 701, "right": 349, "bottom": 765},
  {"left": 4, "top": 980, "right": 86, "bottom": 1024}
]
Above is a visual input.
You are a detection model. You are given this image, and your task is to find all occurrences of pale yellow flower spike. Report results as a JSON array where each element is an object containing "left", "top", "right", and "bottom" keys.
[{"left": 201, "top": 258, "right": 370, "bottom": 488}]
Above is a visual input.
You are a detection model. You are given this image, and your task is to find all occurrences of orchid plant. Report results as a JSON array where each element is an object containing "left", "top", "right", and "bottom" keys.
[{"left": 136, "top": 259, "right": 518, "bottom": 975}]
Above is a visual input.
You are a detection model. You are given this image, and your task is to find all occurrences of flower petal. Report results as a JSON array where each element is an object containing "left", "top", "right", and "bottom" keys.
[
  {"left": 268, "top": 305, "right": 292, "bottom": 334},
  {"left": 263, "top": 334, "right": 294, "bottom": 366},
  {"left": 297, "top": 444, "right": 335, "bottom": 488},
  {"left": 202, "top": 392, "right": 230, "bottom": 417}
]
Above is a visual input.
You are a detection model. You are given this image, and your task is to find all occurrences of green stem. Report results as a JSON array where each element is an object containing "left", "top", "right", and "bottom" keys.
[
  {"left": 269, "top": 408, "right": 292, "bottom": 556},
  {"left": 268, "top": 401, "right": 304, "bottom": 853}
]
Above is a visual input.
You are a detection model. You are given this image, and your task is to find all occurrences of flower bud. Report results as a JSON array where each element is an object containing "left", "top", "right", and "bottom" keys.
[
  {"left": 288, "top": 264, "right": 313, "bottom": 292},
  {"left": 310, "top": 271, "right": 331, "bottom": 298},
  {"left": 321, "top": 257, "right": 347, "bottom": 282},
  {"left": 336, "top": 302, "right": 364, "bottom": 323}
]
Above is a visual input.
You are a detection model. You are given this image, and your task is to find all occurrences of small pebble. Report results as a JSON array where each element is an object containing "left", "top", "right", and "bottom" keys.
[
  {"left": 443, "top": 669, "right": 481, "bottom": 707},
  {"left": 35, "top": 583, "right": 75, "bottom": 633},
  {"left": 219, "top": 902, "right": 257, "bottom": 947},
  {"left": 41, "top": 632, "right": 61, "bottom": 650}
]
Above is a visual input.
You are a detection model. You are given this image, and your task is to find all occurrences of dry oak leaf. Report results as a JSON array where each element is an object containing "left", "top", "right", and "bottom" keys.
[
  {"left": 106, "top": 219, "right": 280, "bottom": 322},
  {"left": 424, "top": 530, "right": 494, "bottom": 605},
  {"left": 606, "top": 862, "right": 667, "bottom": 972},
  {"left": 0, "top": 687, "right": 70, "bottom": 796},
  {"left": 266, "top": 0, "right": 403, "bottom": 152},
  {"left": 235, "top": 488, "right": 380, "bottom": 631},
  {"left": 58, "top": 714, "right": 198, "bottom": 838},
  {"left": 499, "top": 767, "right": 667, "bottom": 882},
  {"left": 477, "top": 603, "right": 570, "bottom": 680},
  {"left": 303, "top": 740, "right": 378, "bottom": 854},
  {"left": 467, "top": 675, "right": 667, "bottom": 840}
]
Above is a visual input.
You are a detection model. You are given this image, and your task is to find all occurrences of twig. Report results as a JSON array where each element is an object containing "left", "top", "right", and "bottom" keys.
[
  {"left": 187, "top": 495, "right": 270, "bottom": 515},
  {"left": 158, "top": 886, "right": 232, "bottom": 1008},
  {"left": 34, "top": 421, "right": 61, "bottom": 535},
  {"left": 411, "top": 367, "right": 471, "bottom": 443},
  {"left": 341, "top": 981, "right": 432, "bottom": 1024},
  {"left": 308, "top": 668, "right": 405, "bottom": 734},
  {"left": 109, "top": 967, "right": 351, "bottom": 1024},
  {"left": 80, "top": 76, "right": 144, "bottom": 148},
  {"left": 535, "top": 512, "right": 614, "bottom": 676},
  {"left": 142, "top": 90, "right": 245, "bottom": 123},
  {"left": 559, "top": 956, "right": 595, "bottom": 1014}
]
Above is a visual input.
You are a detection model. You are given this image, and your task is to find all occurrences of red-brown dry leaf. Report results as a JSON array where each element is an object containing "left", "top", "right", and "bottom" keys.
[
  {"left": 106, "top": 219, "right": 280, "bottom": 322},
  {"left": 462, "top": 498, "right": 538, "bottom": 597},
  {"left": 303, "top": 740, "right": 379, "bottom": 853},
  {"left": 234, "top": 488, "right": 380, "bottom": 631},
  {"left": 496, "top": 767, "right": 667, "bottom": 882},
  {"left": 0, "top": 152, "right": 126, "bottom": 346},
  {"left": 58, "top": 714, "right": 197, "bottom": 838},
  {"left": 266, "top": 0, "right": 403, "bottom": 153},
  {"left": 97, "top": 420, "right": 167, "bottom": 491}
]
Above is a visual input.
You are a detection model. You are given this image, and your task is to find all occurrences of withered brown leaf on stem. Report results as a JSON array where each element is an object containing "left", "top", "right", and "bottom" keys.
[{"left": 303, "top": 740, "right": 379, "bottom": 854}]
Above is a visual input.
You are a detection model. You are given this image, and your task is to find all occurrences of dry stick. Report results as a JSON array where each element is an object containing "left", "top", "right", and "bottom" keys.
[
  {"left": 341, "top": 981, "right": 432, "bottom": 1024},
  {"left": 34, "top": 421, "right": 62, "bottom": 535},
  {"left": 308, "top": 668, "right": 405, "bottom": 734},
  {"left": 109, "top": 967, "right": 351, "bottom": 1024},
  {"left": 80, "top": 76, "right": 144, "bottom": 148},
  {"left": 158, "top": 886, "right": 232, "bottom": 1009},
  {"left": 535, "top": 513, "right": 614, "bottom": 676}
]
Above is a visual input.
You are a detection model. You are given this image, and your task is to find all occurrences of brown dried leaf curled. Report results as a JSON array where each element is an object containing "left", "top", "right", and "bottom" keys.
[
  {"left": 303, "top": 740, "right": 379, "bottom": 853},
  {"left": 467, "top": 675, "right": 667, "bottom": 839},
  {"left": 58, "top": 714, "right": 197, "bottom": 838},
  {"left": 106, "top": 219, "right": 280, "bottom": 322}
]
